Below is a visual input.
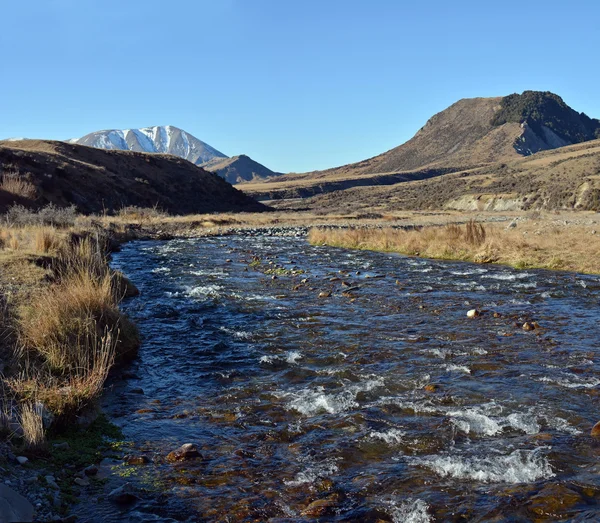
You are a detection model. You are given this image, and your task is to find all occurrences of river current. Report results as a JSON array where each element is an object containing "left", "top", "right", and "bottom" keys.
[{"left": 81, "top": 235, "right": 600, "bottom": 522}]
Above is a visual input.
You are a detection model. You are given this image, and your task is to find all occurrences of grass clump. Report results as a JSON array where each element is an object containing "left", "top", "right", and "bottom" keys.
[{"left": 1, "top": 173, "right": 37, "bottom": 199}]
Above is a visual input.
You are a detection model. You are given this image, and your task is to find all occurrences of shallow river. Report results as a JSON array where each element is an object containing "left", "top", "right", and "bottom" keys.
[{"left": 82, "top": 235, "right": 600, "bottom": 522}]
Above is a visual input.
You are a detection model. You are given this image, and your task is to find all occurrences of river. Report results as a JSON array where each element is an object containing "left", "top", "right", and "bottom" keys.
[{"left": 77, "top": 235, "right": 600, "bottom": 522}]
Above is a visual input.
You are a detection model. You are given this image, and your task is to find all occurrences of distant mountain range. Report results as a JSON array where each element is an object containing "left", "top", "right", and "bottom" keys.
[
  {"left": 71, "top": 125, "right": 279, "bottom": 184},
  {"left": 241, "top": 91, "right": 600, "bottom": 204}
]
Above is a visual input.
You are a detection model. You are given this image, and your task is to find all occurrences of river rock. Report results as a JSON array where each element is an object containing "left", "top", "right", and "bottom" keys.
[
  {"left": 166, "top": 443, "right": 201, "bottom": 463},
  {"left": 74, "top": 477, "right": 90, "bottom": 487},
  {"left": 45, "top": 476, "right": 59, "bottom": 490},
  {"left": 84, "top": 465, "right": 98, "bottom": 476},
  {"left": 466, "top": 309, "right": 480, "bottom": 318},
  {"left": 125, "top": 455, "right": 150, "bottom": 465},
  {"left": 53, "top": 442, "right": 69, "bottom": 450},
  {"left": 528, "top": 483, "right": 582, "bottom": 516},
  {"left": 108, "top": 483, "right": 139, "bottom": 504},
  {"left": 301, "top": 494, "right": 339, "bottom": 517},
  {"left": 0, "top": 484, "right": 34, "bottom": 522},
  {"left": 318, "top": 291, "right": 332, "bottom": 298},
  {"left": 591, "top": 421, "right": 600, "bottom": 437},
  {"left": 16, "top": 456, "right": 28, "bottom": 465}
]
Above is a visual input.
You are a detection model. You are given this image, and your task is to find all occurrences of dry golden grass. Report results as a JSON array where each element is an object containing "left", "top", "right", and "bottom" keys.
[
  {"left": 19, "top": 402, "right": 46, "bottom": 450},
  {"left": 10, "top": 326, "right": 117, "bottom": 417},
  {"left": 0, "top": 225, "right": 65, "bottom": 254},
  {"left": 0, "top": 173, "right": 36, "bottom": 199},
  {"left": 1, "top": 223, "right": 138, "bottom": 430},
  {"left": 18, "top": 271, "right": 118, "bottom": 372},
  {"left": 309, "top": 220, "right": 600, "bottom": 274}
]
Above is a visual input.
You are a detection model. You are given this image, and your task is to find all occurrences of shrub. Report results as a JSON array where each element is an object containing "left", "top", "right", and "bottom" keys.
[{"left": 4, "top": 204, "right": 77, "bottom": 228}]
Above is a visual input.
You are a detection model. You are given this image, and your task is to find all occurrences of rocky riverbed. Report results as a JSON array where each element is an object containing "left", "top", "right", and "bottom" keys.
[{"left": 62, "top": 233, "right": 600, "bottom": 521}]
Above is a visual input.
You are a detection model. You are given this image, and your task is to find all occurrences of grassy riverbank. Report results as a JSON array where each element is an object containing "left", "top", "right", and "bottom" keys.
[
  {"left": 0, "top": 213, "right": 139, "bottom": 451},
  {"left": 308, "top": 218, "right": 600, "bottom": 274}
]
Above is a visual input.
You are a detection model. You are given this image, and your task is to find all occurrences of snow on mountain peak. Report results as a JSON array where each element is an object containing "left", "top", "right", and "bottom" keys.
[{"left": 72, "top": 125, "right": 227, "bottom": 165}]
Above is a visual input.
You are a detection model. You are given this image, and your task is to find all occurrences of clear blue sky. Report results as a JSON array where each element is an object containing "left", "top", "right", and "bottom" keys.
[{"left": 1, "top": 0, "right": 599, "bottom": 173}]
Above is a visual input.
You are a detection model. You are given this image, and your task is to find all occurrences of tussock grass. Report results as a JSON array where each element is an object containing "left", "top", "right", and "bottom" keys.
[
  {"left": 19, "top": 402, "right": 46, "bottom": 450},
  {"left": 0, "top": 217, "right": 139, "bottom": 436},
  {"left": 19, "top": 271, "right": 118, "bottom": 371},
  {"left": 309, "top": 220, "right": 600, "bottom": 274}
]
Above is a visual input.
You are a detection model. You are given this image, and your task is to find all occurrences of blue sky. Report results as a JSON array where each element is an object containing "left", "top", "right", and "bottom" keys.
[{"left": 1, "top": 0, "right": 599, "bottom": 172}]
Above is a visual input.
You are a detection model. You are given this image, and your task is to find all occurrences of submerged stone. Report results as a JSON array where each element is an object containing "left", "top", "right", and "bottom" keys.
[{"left": 166, "top": 443, "right": 202, "bottom": 463}]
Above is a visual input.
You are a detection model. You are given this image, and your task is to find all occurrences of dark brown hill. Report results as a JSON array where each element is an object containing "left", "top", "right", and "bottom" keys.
[
  {"left": 202, "top": 154, "right": 281, "bottom": 184},
  {"left": 0, "top": 140, "right": 267, "bottom": 214}
]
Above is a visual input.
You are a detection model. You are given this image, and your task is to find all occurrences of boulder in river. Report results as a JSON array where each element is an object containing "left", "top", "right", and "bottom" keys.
[
  {"left": 466, "top": 309, "right": 480, "bottom": 318},
  {"left": 318, "top": 291, "right": 332, "bottom": 298},
  {"left": 166, "top": 443, "right": 202, "bottom": 463},
  {"left": 0, "top": 484, "right": 34, "bottom": 522},
  {"left": 591, "top": 421, "right": 600, "bottom": 437}
]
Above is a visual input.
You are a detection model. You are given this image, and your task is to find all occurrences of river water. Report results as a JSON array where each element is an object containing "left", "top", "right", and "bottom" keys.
[{"left": 82, "top": 235, "right": 600, "bottom": 522}]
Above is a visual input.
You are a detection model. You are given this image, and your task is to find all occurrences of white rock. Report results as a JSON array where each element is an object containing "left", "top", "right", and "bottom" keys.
[{"left": 466, "top": 309, "right": 480, "bottom": 318}]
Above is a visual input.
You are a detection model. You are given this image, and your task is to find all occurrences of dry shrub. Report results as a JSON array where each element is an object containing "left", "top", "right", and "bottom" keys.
[{"left": 1, "top": 173, "right": 36, "bottom": 199}]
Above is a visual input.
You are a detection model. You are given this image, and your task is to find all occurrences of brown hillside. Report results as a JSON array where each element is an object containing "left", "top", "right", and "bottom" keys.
[
  {"left": 0, "top": 140, "right": 267, "bottom": 214},
  {"left": 242, "top": 91, "right": 600, "bottom": 201},
  {"left": 283, "top": 139, "right": 600, "bottom": 214}
]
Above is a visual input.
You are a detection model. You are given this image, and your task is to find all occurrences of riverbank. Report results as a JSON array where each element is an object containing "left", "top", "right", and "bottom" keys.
[
  {"left": 2, "top": 206, "right": 600, "bottom": 520},
  {"left": 309, "top": 214, "right": 600, "bottom": 274},
  {"left": 0, "top": 212, "right": 139, "bottom": 521}
]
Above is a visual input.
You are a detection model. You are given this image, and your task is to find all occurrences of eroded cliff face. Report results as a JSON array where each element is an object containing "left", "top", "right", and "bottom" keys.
[{"left": 514, "top": 122, "right": 571, "bottom": 156}]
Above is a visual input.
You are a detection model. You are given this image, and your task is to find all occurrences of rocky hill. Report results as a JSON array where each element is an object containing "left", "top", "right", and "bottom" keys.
[
  {"left": 201, "top": 155, "right": 281, "bottom": 184},
  {"left": 277, "top": 139, "right": 600, "bottom": 214},
  {"left": 0, "top": 140, "right": 267, "bottom": 214},
  {"left": 241, "top": 91, "right": 600, "bottom": 200},
  {"left": 71, "top": 125, "right": 280, "bottom": 184}
]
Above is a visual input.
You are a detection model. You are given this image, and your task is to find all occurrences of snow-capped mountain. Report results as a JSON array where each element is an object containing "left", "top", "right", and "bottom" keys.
[{"left": 72, "top": 125, "right": 227, "bottom": 166}]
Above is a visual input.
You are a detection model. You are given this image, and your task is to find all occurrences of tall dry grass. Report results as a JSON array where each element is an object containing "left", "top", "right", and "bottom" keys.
[
  {"left": 309, "top": 221, "right": 492, "bottom": 262},
  {"left": 308, "top": 220, "right": 600, "bottom": 273},
  {"left": 0, "top": 173, "right": 36, "bottom": 199},
  {"left": 19, "top": 402, "right": 46, "bottom": 450},
  {"left": 10, "top": 326, "right": 117, "bottom": 418},
  {"left": 1, "top": 224, "right": 139, "bottom": 433},
  {"left": 19, "top": 271, "right": 118, "bottom": 372},
  {"left": 0, "top": 225, "right": 63, "bottom": 253}
]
